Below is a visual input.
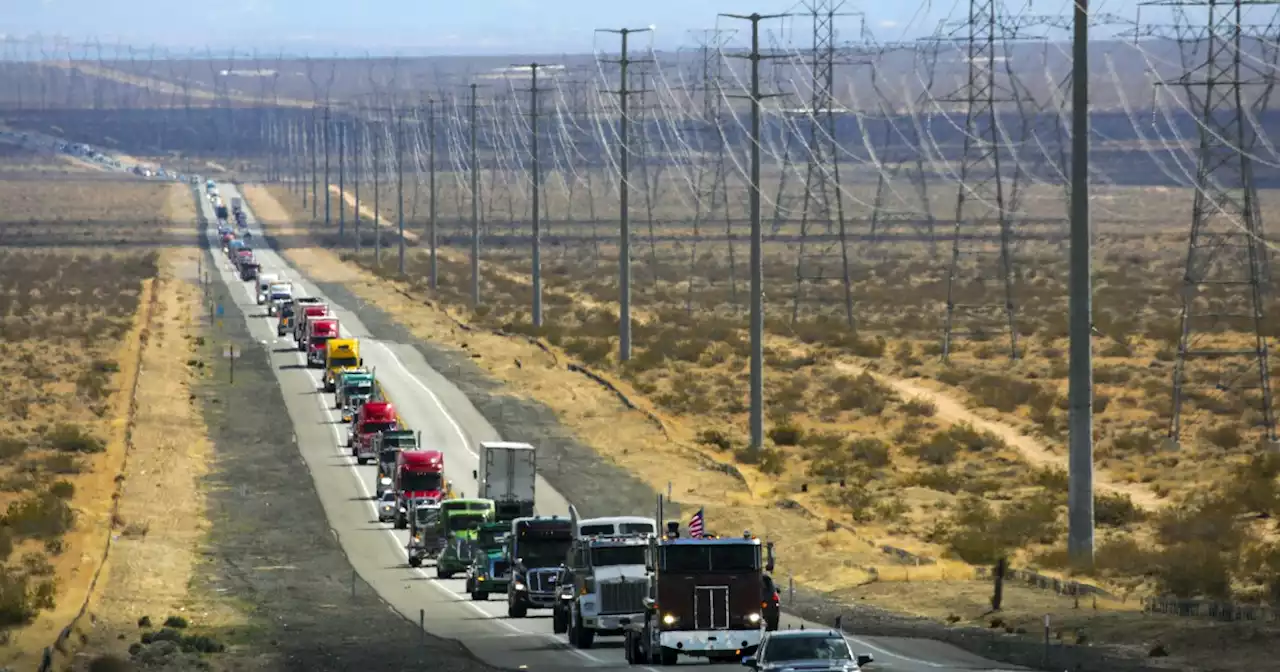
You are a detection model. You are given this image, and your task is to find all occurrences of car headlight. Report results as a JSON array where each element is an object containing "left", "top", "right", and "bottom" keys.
[
  {"left": 380, "top": 477, "right": 392, "bottom": 485},
  {"left": 747, "top": 613, "right": 761, "bottom": 624},
  {"left": 662, "top": 613, "right": 676, "bottom": 625}
]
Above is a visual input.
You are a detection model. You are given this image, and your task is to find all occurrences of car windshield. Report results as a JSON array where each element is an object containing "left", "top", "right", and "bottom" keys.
[
  {"left": 661, "top": 543, "right": 759, "bottom": 572},
  {"left": 330, "top": 356, "right": 359, "bottom": 368},
  {"left": 591, "top": 545, "right": 646, "bottom": 566},
  {"left": 379, "top": 491, "right": 396, "bottom": 503},
  {"left": 761, "top": 635, "right": 852, "bottom": 662}
]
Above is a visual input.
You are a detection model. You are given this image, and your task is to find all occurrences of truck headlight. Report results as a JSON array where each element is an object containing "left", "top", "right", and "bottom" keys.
[
  {"left": 747, "top": 613, "right": 761, "bottom": 624},
  {"left": 380, "top": 477, "right": 392, "bottom": 486},
  {"left": 413, "top": 535, "right": 421, "bottom": 542},
  {"left": 513, "top": 581, "right": 525, "bottom": 591},
  {"left": 662, "top": 613, "right": 676, "bottom": 625}
]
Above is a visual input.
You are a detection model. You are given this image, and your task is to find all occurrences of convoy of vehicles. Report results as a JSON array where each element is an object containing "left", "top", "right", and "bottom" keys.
[{"left": 211, "top": 184, "right": 822, "bottom": 665}]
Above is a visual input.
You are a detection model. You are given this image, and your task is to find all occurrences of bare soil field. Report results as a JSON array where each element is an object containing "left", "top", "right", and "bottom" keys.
[
  {"left": 0, "top": 177, "right": 186, "bottom": 664},
  {"left": 252, "top": 178, "right": 1280, "bottom": 671}
]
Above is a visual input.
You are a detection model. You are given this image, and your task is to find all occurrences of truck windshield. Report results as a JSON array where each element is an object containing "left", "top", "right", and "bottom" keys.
[
  {"left": 330, "top": 355, "right": 359, "bottom": 368},
  {"left": 517, "top": 538, "right": 572, "bottom": 568},
  {"left": 448, "top": 515, "right": 486, "bottom": 532},
  {"left": 414, "top": 508, "right": 439, "bottom": 527},
  {"left": 359, "top": 421, "right": 395, "bottom": 434},
  {"left": 346, "top": 383, "right": 373, "bottom": 396},
  {"left": 401, "top": 472, "right": 442, "bottom": 492},
  {"left": 661, "top": 543, "right": 760, "bottom": 572},
  {"left": 591, "top": 545, "right": 646, "bottom": 566},
  {"left": 309, "top": 336, "right": 332, "bottom": 346},
  {"left": 490, "top": 558, "right": 511, "bottom": 576},
  {"left": 477, "top": 529, "right": 509, "bottom": 548}
]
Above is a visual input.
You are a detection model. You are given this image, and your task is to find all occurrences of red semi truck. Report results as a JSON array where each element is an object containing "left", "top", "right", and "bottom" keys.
[
  {"left": 349, "top": 400, "right": 397, "bottom": 463},
  {"left": 393, "top": 449, "right": 447, "bottom": 529},
  {"left": 305, "top": 317, "right": 339, "bottom": 367},
  {"left": 295, "top": 304, "right": 330, "bottom": 349}
]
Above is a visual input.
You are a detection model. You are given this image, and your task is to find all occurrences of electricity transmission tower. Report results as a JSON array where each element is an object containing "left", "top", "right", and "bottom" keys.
[
  {"left": 792, "top": 1, "right": 863, "bottom": 327},
  {"left": 1141, "top": 1, "right": 1279, "bottom": 444},
  {"left": 937, "top": 1, "right": 1037, "bottom": 362}
]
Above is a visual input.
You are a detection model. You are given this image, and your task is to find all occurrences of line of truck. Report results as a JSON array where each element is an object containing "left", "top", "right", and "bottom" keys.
[{"left": 221, "top": 206, "right": 790, "bottom": 666}]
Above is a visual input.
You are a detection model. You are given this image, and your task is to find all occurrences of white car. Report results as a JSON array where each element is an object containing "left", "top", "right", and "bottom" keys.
[{"left": 377, "top": 491, "right": 398, "bottom": 523}]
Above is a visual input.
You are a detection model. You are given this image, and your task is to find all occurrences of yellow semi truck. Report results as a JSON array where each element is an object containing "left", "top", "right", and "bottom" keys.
[{"left": 324, "top": 338, "right": 362, "bottom": 393}]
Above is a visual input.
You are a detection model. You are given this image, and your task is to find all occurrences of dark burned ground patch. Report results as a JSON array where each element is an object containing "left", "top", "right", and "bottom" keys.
[{"left": 191, "top": 232, "right": 501, "bottom": 672}]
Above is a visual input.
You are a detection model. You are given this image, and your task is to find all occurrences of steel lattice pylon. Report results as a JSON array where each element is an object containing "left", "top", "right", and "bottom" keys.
[
  {"left": 939, "top": 0, "right": 1020, "bottom": 362},
  {"left": 1143, "top": 0, "right": 1279, "bottom": 444},
  {"left": 792, "top": 0, "right": 859, "bottom": 327}
]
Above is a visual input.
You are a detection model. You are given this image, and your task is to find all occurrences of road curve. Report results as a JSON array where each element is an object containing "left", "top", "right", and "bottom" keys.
[{"left": 199, "top": 182, "right": 1028, "bottom": 672}]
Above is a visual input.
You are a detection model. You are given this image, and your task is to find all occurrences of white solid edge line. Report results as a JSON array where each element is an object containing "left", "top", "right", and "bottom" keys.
[{"left": 208, "top": 195, "right": 613, "bottom": 667}]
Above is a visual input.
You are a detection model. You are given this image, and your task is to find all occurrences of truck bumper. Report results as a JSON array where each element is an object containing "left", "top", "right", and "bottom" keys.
[
  {"left": 585, "top": 612, "right": 644, "bottom": 633},
  {"left": 474, "top": 579, "right": 508, "bottom": 594},
  {"left": 519, "top": 592, "right": 557, "bottom": 609},
  {"left": 658, "top": 629, "right": 762, "bottom": 654}
]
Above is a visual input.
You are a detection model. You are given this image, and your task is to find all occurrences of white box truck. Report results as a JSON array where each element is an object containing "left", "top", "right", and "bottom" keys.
[{"left": 473, "top": 441, "right": 536, "bottom": 522}]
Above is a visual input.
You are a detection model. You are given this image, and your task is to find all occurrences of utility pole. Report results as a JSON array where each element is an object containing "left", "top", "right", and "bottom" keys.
[
  {"left": 323, "top": 105, "right": 332, "bottom": 225},
  {"left": 516, "top": 64, "right": 552, "bottom": 327},
  {"left": 396, "top": 105, "right": 407, "bottom": 275},
  {"left": 338, "top": 119, "right": 346, "bottom": 239},
  {"left": 596, "top": 26, "right": 653, "bottom": 362},
  {"left": 310, "top": 108, "right": 318, "bottom": 220},
  {"left": 721, "top": 11, "right": 789, "bottom": 452},
  {"left": 428, "top": 98, "right": 439, "bottom": 289},
  {"left": 373, "top": 117, "right": 382, "bottom": 265},
  {"left": 352, "top": 119, "right": 361, "bottom": 254},
  {"left": 1067, "top": 0, "right": 1094, "bottom": 567},
  {"left": 469, "top": 83, "right": 481, "bottom": 307}
]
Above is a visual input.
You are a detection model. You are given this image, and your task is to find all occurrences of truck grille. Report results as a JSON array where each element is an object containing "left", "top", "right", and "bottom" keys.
[
  {"left": 693, "top": 585, "right": 730, "bottom": 630},
  {"left": 528, "top": 569, "right": 558, "bottom": 593},
  {"left": 491, "top": 560, "right": 510, "bottom": 578},
  {"left": 599, "top": 579, "right": 648, "bottom": 614}
]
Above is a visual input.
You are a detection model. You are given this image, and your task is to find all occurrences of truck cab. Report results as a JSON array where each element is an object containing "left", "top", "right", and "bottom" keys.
[
  {"left": 465, "top": 522, "right": 513, "bottom": 600},
  {"left": 266, "top": 282, "right": 293, "bottom": 315},
  {"left": 350, "top": 400, "right": 397, "bottom": 464},
  {"left": 335, "top": 368, "right": 374, "bottom": 422},
  {"left": 255, "top": 273, "right": 280, "bottom": 304},
  {"left": 623, "top": 530, "right": 776, "bottom": 665},
  {"left": 305, "top": 318, "right": 340, "bottom": 367},
  {"left": 436, "top": 499, "right": 496, "bottom": 579},
  {"left": 276, "top": 299, "right": 295, "bottom": 337},
  {"left": 373, "top": 428, "right": 419, "bottom": 496},
  {"left": 554, "top": 533, "right": 653, "bottom": 648},
  {"left": 238, "top": 258, "right": 259, "bottom": 281},
  {"left": 506, "top": 516, "right": 573, "bottom": 618},
  {"left": 295, "top": 304, "right": 330, "bottom": 348},
  {"left": 406, "top": 501, "right": 444, "bottom": 567},
  {"left": 323, "top": 338, "right": 361, "bottom": 392},
  {"left": 392, "top": 449, "right": 445, "bottom": 529}
]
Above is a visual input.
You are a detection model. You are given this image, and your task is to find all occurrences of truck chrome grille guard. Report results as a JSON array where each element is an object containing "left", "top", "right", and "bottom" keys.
[
  {"left": 599, "top": 579, "right": 648, "bottom": 614},
  {"left": 693, "top": 585, "right": 730, "bottom": 630}
]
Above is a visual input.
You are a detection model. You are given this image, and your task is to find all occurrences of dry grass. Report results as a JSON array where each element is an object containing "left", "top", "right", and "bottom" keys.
[
  {"left": 0, "top": 176, "right": 187, "bottom": 658},
  {"left": 252, "top": 178, "right": 1280, "bottom": 668}
]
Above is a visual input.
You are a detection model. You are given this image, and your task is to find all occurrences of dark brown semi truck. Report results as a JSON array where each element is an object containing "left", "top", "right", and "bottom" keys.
[{"left": 623, "top": 530, "right": 775, "bottom": 665}]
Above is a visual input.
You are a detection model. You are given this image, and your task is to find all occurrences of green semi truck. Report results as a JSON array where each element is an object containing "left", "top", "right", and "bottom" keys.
[
  {"left": 434, "top": 498, "right": 495, "bottom": 579},
  {"left": 464, "top": 521, "right": 512, "bottom": 601}
]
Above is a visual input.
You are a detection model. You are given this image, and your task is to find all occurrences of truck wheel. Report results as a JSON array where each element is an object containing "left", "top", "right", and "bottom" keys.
[
  {"left": 470, "top": 590, "right": 486, "bottom": 601},
  {"left": 571, "top": 611, "right": 594, "bottom": 649},
  {"left": 508, "top": 599, "right": 527, "bottom": 619},
  {"left": 408, "top": 557, "right": 421, "bottom": 568},
  {"left": 356, "top": 457, "right": 366, "bottom": 465},
  {"left": 435, "top": 565, "right": 448, "bottom": 579},
  {"left": 552, "top": 607, "right": 567, "bottom": 634},
  {"left": 658, "top": 648, "right": 678, "bottom": 666}
]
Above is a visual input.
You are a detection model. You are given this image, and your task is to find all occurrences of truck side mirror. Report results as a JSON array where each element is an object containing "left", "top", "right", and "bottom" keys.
[
  {"left": 472, "top": 469, "right": 478, "bottom": 480},
  {"left": 856, "top": 654, "right": 874, "bottom": 667},
  {"left": 642, "top": 597, "right": 656, "bottom": 611},
  {"left": 765, "top": 542, "right": 776, "bottom": 572}
]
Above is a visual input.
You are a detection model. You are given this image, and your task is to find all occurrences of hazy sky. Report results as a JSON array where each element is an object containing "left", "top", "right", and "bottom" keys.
[{"left": 3, "top": 2, "right": 1202, "bottom": 55}]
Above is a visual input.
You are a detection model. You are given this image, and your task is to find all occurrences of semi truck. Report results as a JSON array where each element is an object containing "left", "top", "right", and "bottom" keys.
[
  {"left": 266, "top": 283, "right": 293, "bottom": 315},
  {"left": 473, "top": 441, "right": 536, "bottom": 523},
  {"left": 506, "top": 516, "right": 573, "bottom": 618},
  {"left": 465, "top": 522, "right": 513, "bottom": 601},
  {"left": 335, "top": 368, "right": 374, "bottom": 421},
  {"left": 305, "top": 318, "right": 340, "bottom": 368},
  {"left": 435, "top": 498, "right": 496, "bottom": 579},
  {"left": 294, "top": 304, "right": 330, "bottom": 347},
  {"left": 553, "top": 510, "right": 656, "bottom": 649},
  {"left": 621, "top": 509, "right": 776, "bottom": 665},
  {"left": 350, "top": 400, "right": 397, "bottom": 464},
  {"left": 393, "top": 450, "right": 447, "bottom": 529},
  {"left": 323, "top": 338, "right": 361, "bottom": 392},
  {"left": 373, "top": 429, "right": 419, "bottom": 496}
]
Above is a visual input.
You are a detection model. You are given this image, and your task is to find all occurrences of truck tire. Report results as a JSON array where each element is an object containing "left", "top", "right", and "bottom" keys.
[
  {"left": 552, "top": 606, "right": 567, "bottom": 634},
  {"left": 658, "top": 648, "right": 678, "bottom": 666},
  {"left": 507, "top": 599, "right": 527, "bottom": 619},
  {"left": 470, "top": 589, "right": 486, "bottom": 601},
  {"left": 408, "top": 556, "right": 421, "bottom": 568},
  {"left": 435, "top": 565, "right": 449, "bottom": 579},
  {"left": 570, "top": 609, "right": 594, "bottom": 649}
]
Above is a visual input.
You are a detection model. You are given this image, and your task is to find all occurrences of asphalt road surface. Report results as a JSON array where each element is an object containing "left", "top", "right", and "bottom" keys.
[{"left": 199, "top": 183, "right": 1028, "bottom": 672}]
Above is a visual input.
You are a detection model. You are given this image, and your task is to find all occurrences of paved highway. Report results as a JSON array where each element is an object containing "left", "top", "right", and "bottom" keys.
[{"left": 198, "top": 182, "right": 1027, "bottom": 671}]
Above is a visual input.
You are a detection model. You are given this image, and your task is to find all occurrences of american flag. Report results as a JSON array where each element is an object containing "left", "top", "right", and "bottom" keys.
[{"left": 688, "top": 508, "right": 705, "bottom": 538}]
